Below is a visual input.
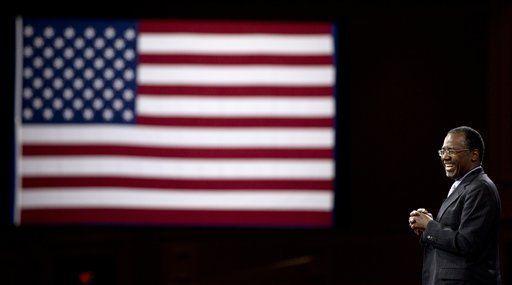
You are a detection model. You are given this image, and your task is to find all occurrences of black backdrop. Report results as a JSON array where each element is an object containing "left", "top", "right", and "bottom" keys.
[{"left": 0, "top": 1, "right": 508, "bottom": 285}]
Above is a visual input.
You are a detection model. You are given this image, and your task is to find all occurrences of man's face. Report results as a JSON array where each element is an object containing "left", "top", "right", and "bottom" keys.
[{"left": 440, "top": 132, "right": 474, "bottom": 179}]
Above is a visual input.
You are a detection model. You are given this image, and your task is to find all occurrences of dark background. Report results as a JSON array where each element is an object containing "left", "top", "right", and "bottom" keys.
[{"left": 1, "top": 0, "right": 512, "bottom": 284}]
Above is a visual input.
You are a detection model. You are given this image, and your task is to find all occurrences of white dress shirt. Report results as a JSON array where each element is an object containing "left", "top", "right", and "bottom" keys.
[{"left": 447, "top": 165, "right": 483, "bottom": 197}]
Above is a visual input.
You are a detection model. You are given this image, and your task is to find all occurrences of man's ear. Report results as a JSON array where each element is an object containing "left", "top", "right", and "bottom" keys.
[{"left": 470, "top": 149, "right": 479, "bottom": 162}]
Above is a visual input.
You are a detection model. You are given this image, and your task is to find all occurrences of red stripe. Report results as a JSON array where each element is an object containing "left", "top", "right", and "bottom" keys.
[
  {"left": 20, "top": 209, "right": 332, "bottom": 227},
  {"left": 138, "top": 54, "right": 333, "bottom": 65},
  {"left": 139, "top": 20, "right": 332, "bottom": 34},
  {"left": 22, "top": 177, "right": 333, "bottom": 190},
  {"left": 137, "top": 85, "right": 332, "bottom": 96},
  {"left": 137, "top": 117, "right": 333, "bottom": 127},
  {"left": 23, "top": 145, "right": 333, "bottom": 159}
]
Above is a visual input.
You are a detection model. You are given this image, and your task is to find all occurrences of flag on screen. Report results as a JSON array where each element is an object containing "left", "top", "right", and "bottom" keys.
[{"left": 15, "top": 18, "right": 336, "bottom": 227}]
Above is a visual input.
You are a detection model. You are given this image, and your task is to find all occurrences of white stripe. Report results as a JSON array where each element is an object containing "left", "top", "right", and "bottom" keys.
[
  {"left": 21, "top": 125, "right": 334, "bottom": 148},
  {"left": 21, "top": 189, "right": 333, "bottom": 211},
  {"left": 22, "top": 157, "right": 334, "bottom": 179},
  {"left": 137, "top": 96, "right": 335, "bottom": 118},
  {"left": 138, "top": 33, "right": 334, "bottom": 55},
  {"left": 137, "top": 65, "right": 335, "bottom": 86}
]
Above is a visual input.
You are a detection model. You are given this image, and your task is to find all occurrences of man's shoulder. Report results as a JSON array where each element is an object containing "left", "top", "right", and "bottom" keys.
[
  {"left": 472, "top": 172, "right": 496, "bottom": 189},
  {"left": 465, "top": 172, "right": 499, "bottom": 197}
]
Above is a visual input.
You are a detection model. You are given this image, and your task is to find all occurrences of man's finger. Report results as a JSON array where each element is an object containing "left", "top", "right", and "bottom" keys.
[
  {"left": 411, "top": 223, "right": 424, "bottom": 230},
  {"left": 417, "top": 208, "right": 428, "bottom": 213}
]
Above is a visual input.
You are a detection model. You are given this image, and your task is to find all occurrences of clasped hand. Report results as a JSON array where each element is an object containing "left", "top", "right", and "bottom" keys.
[{"left": 409, "top": 208, "right": 433, "bottom": 236}]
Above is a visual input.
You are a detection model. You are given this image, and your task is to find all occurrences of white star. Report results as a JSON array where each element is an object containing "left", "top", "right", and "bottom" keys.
[
  {"left": 93, "top": 98, "right": 104, "bottom": 110},
  {"left": 24, "top": 26, "right": 34, "bottom": 38},
  {"left": 114, "top": 38, "right": 125, "bottom": 50},
  {"left": 93, "top": 78, "right": 104, "bottom": 90},
  {"left": 124, "top": 29, "right": 135, "bottom": 41},
  {"left": 53, "top": 37, "right": 65, "bottom": 49},
  {"left": 123, "top": 69, "right": 135, "bottom": 81},
  {"left": 103, "top": 88, "right": 114, "bottom": 100},
  {"left": 103, "top": 68, "right": 115, "bottom": 80},
  {"left": 24, "top": 46, "right": 34, "bottom": 58},
  {"left": 63, "top": 88, "right": 74, "bottom": 100},
  {"left": 84, "top": 68, "right": 95, "bottom": 80},
  {"left": 23, "top": 88, "right": 33, "bottom": 99},
  {"left": 84, "top": 47, "right": 95, "bottom": 60},
  {"left": 32, "top": 77, "right": 43, "bottom": 89},
  {"left": 43, "top": 27, "right": 55, "bottom": 39},
  {"left": 64, "top": 27, "right": 76, "bottom": 39},
  {"left": 73, "top": 98, "right": 84, "bottom": 110},
  {"left": 43, "top": 67, "right": 54, "bottom": 79},
  {"left": 23, "top": 68, "right": 33, "bottom": 79},
  {"left": 83, "top": 88, "right": 94, "bottom": 100},
  {"left": 63, "top": 108, "right": 74, "bottom": 120},
  {"left": 83, "top": 108, "right": 94, "bottom": 120},
  {"left": 84, "top": 27, "right": 96, "bottom": 39},
  {"left": 33, "top": 36, "right": 44, "bottom": 48},
  {"left": 63, "top": 47, "right": 75, "bottom": 60},
  {"left": 123, "top": 49, "right": 135, "bottom": 61},
  {"left": 104, "top": 27, "right": 116, "bottom": 39},
  {"left": 74, "top": 37, "right": 85, "bottom": 50},
  {"left": 73, "top": 58, "right": 85, "bottom": 70},
  {"left": 103, "top": 47, "right": 115, "bottom": 60},
  {"left": 113, "top": 79, "right": 124, "bottom": 91},
  {"left": 52, "top": 98, "right": 63, "bottom": 110},
  {"left": 94, "top": 38, "right": 106, "bottom": 49},
  {"left": 23, "top": 108, "right": 34, "bottom": 120},
  {"left": 63, "top": 68, "right": 75, "bottom": 80},
  {"left": 122, "top": 109, "right": 134, "bottom": 121},
  {"left": 112, "top": 98, "right": 124, "bottom": 111},
  {"left": 43, "top": 47, "right": 54, "bottom": 59},
  {"left": 42, "top": 88, "right": 53, "bottom": 100},
  {"left": 122, "top": 89, "right": 134, "bottom": 101},
  {"left": 52, "top": 78, "right": 64, "bottom": 90},
  {"left": 42, "top": 108, "right": 54, "bottom": 120},
  {"left": 103, "top": 108, "right": 114, "bottom": 120},
  {"left": 53, "top": 57, "right": 64, "bottom": 69},
  {"left": 73, "top": 78, "right": 84, "bottom": 90},
  {"left": 32, "top": 97, "right": 43, "bottom": 110},
  {"left": 93, "top": 58, "right": 105, "bottom": 69},
  {"left": 32, "top": 56, "right": 44, "bottom": 69},
  {"left": 113, "top": 58, "right": 125, "bottom": 70}
]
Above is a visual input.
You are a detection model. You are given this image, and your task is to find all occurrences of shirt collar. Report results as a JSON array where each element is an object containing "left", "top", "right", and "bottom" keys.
[
  {"left": 454, "top": 165, "right": 482, "bottom": 184},
  {"left": 448, "top": 166, "right": 482, "bottom": 197}
]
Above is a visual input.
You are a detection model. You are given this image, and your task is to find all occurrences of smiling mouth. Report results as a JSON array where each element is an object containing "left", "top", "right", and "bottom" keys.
[{"left": 444, "top": 164, "right": 455, "bottom": 171}]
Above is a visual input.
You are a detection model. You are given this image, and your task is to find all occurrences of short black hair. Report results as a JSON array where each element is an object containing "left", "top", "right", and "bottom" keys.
[{"left": 448, "top": 126, "right": 485, "bottom": 163}]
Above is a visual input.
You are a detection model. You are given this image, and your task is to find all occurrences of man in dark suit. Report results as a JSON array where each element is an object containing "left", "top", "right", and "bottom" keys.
[{"left": 409, "top": 126, "right": 502, "bottom": 285}]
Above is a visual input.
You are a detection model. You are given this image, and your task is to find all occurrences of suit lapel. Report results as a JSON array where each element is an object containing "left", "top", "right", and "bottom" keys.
[{"left": 436, "top": 167, "right": 483, "bottom": 221}]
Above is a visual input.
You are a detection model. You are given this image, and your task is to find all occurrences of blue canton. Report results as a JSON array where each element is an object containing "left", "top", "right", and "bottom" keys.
[{"left": 21, "top": 19, "right": 138, "bottom": 124}]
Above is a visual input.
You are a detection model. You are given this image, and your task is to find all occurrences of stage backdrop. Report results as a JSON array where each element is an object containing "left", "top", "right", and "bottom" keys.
[{"left": 14, "top": 18, "right": 337, "bottom": 227}]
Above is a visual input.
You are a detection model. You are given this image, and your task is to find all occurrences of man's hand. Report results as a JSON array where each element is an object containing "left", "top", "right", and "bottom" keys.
[{"left": 409, "top": 208, "right": 433, "bottom": 235}]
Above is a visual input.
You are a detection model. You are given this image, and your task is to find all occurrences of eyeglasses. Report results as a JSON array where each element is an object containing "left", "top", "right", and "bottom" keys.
[{"left": 438, "top": 148, "right": 470, "bottom": 157}]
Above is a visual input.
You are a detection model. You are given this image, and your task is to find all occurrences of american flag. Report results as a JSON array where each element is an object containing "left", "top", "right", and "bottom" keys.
[{"left": 15, "top": 18, "right": 336, "bottom": 227}]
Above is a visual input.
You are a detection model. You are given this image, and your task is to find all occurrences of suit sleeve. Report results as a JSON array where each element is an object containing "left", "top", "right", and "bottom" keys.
[{"left": 422, "top": 182, "right": 498, "bottom": 257}]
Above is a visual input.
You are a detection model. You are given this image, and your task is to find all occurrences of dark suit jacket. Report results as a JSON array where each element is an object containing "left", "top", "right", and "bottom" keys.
[{"left": 421, "top": 167, "right": 502, "bottom": 285}]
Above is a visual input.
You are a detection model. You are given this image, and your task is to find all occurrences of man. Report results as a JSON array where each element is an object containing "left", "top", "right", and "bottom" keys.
[{"left": 409, "top": 126, "right": 502, "bottom": 285}]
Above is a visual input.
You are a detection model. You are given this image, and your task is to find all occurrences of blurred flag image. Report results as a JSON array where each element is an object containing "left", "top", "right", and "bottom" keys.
[{"left": 15, "top": 18, "right": 336, "bottom": 227}]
